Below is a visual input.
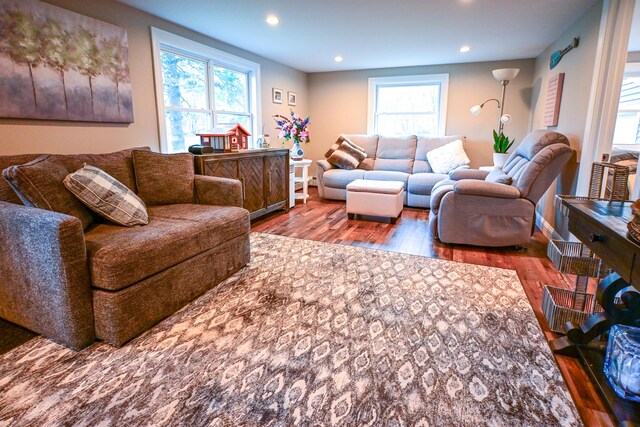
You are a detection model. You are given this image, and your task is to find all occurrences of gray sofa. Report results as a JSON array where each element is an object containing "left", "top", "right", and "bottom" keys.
[
  {"left": 317, "top": 134, "right": 465, "bottom": 208},
  {"left": 0, "top": 148, "right": 250, "bottom": 350},
  {"left": 429, "top": 130, "right": 573, "bottom": 247}
]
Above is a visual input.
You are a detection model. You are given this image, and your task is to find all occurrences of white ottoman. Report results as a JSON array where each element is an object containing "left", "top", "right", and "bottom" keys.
[{"left": 346, "top": 179, "right": 404, "bottom": 223}]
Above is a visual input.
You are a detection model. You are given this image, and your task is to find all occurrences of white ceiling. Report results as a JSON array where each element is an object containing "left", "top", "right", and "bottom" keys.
[{"left": 117, "top": 0, "right": 600, "bottom": 73}]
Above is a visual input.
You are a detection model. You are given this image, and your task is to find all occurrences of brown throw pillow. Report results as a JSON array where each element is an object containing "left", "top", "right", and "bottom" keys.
[
  {"left": 324, "top": 135, "right": 366, "bottom": 158},
  {"left": 64, "top": 164, "right": 148, "bottom": 227},
  {"left": 132, "top": 150, "right": 195, "bottom": 205},
  {"left": 485, "top": 169, "right": 513, "bottom": 185},
  {"left": 2, "top": 155, "right": 94, "bottom": 229},
  {"left": 327, "top": 140, "right": 367, "bottom": 170}
]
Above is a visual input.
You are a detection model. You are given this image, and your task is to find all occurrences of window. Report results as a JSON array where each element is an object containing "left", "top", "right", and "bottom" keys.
[
  {"left": 151, "top": 28, "right": 261, "bottom": 153},
  {"left": 368, "top": 74, "right": 449, "bottom": 135},
  {"left": 613, "top": 72, "right": 640, "bottom": 147}
]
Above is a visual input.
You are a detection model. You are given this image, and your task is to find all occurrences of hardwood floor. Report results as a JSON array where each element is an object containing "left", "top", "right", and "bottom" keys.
[{"left": 253, "top": 187, "right": 614, "bottom": 427}]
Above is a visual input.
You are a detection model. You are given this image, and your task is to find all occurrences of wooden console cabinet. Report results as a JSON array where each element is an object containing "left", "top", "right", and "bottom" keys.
[{"left": 194, "top": 149, "right": 290, "bottom": 220}]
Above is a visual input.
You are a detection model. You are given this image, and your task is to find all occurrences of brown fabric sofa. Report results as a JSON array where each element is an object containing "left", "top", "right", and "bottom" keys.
[
  {"left": 429, "top": 130, "right": 573, "bottom": 247},
  {"left": 0, "top": 148, "right": 250, "bottom": 350}
]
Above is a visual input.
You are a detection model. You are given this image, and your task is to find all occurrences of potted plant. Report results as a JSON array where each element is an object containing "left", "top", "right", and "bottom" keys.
[
  {"left": 273, "top": 111, "right": 310, "bottom": 160},
  {"left": 493, "top": 130, "right": 514, "bottom": 169}
]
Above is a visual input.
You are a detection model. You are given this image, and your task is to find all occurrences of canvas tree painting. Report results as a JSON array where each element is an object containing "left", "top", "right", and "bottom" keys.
[{"left": 0, "top": 0, "right": 133, "bottom": 123}]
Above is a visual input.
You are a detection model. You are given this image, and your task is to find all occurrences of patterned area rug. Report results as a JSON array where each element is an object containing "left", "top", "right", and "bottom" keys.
[{"left": 0, "top": 233, "right": 580, "bottom": 426}]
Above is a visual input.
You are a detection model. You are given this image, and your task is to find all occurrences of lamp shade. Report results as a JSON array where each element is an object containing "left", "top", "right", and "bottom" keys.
[
  {"left": 470, "top": 104, "right": 482, "bottom": 116},
  {"left": 492, "top": 68, "right": 520, "bottom": 81}
]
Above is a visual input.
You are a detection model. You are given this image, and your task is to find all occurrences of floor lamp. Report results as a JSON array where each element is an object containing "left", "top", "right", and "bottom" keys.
[{"left": 470, "top": 68, "right": 520, "bottom": 134}]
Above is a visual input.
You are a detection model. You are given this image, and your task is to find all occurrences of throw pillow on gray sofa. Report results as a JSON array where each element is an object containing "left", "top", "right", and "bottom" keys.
[
  {"left": 327, "top": 140, "right": 367, "bottom": 170},
  {"left": 325, "top": 135, "right": 367, "bottom": 158}
]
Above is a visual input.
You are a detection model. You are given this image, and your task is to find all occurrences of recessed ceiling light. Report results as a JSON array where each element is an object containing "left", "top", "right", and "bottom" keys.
[
  {"left": 334, "top": 56, "right": 343, "bottom": 62},
  {"left": 266, "top": 15, "right": 279, "bottom": 26},
  {"left": 459, "top": 45, "right": 470, "bottom": 53}
]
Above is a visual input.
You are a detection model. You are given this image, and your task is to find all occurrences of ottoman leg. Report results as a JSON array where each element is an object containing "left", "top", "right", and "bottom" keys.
[
  {"left": 390, "top": 216, "right": 398, "bottom": 224},
  {"left": 348, "top": 213, "right": 355, "bottom": 220}
]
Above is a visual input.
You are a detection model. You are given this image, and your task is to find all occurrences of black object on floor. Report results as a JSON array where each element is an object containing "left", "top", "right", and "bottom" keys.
[{"left": 0, "top": 318, "right": 36, "bottom": 355}]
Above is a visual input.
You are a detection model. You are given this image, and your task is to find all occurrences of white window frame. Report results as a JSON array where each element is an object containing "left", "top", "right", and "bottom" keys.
[
  {"left": 150, "top": 27, "right": 262, "bottom": 153},
  {"left": 367, "top": 74, "right": 449, "bottom": 135},
  {"left": 613, "top": 63, "right": 640, "bottom": 146}
]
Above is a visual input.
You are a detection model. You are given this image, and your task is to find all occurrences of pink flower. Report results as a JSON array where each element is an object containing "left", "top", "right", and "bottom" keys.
[
  {"left": 291, "top": 128, "right": 297, "bottom": 135},
  {"left": 278, "top": 131, "right": 286, "bottom": 138}
]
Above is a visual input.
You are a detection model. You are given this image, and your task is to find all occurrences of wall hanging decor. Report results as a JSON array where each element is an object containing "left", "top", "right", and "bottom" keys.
[
  {"left": 544, "top": 73, "right": 565, "bottom": 127},
  {"left": 550, "top": 37, "right": 579, "bottom": 70},
  {"left": 0, "top": 0, "right": 133, "bottom": 123},
  {"left": 287, "top": 91, "right": 297, "bottom": 106},
  {"left": 272, "top": 88, "right": 283, "bottom": 104}
]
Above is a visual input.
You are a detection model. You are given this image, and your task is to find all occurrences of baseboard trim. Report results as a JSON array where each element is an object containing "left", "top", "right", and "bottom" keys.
[{"left": 536, "top": 213, "right": 562, "bottom": 241}]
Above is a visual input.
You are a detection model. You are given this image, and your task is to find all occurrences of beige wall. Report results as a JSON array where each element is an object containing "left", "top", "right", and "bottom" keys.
[
  {"left": 0, "top": 0, "right": 309, "bottom": 155},
  {"left": 306, "top": 59, "right": 535, "bottom": 175},
  {"left": 529, "top": 0, "right": 603, "bottom": 238}
]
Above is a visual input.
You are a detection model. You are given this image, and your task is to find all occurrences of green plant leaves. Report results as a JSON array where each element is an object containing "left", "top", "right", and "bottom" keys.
[{"left": 492, "top": 130, "right": 515, "bottom": 154}]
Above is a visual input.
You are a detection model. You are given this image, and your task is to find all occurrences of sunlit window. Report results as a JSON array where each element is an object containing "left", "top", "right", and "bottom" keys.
[
  {"left": 613, "top": 74, "right": 640, "bottom": 146},
  {"left": 368, "top": 74, "right": 449, "bottom": 135},
  {"left": 151, "top": 28, "right": 260, "bottom": 153}
]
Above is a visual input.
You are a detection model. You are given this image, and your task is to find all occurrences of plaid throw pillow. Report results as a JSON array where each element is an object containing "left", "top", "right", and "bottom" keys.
[
  {"left": 64, "top": 164, "right": 148, "bottom": 227},
  {"left": 326, "top": 140, "right": 367, "bottom": 170}
]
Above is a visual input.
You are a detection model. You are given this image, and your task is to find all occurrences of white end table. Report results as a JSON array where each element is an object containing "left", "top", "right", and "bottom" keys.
[{"left": 290, "top": 159, "right": 312, "bottom": 207}]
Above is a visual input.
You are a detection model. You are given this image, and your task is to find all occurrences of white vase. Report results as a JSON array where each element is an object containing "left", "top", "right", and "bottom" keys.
[
  {"left": 493, "top": 152, "right": 510, "bottom": 169},
  {"left": 290, "top": 141, "right": 304, "bottom": 160}
]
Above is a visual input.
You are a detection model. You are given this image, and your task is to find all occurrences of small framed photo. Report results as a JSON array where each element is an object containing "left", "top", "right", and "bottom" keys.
[
  {"left": 288, "top": 91, "right": 297, "bottom": 106},
  {"left": 272, "top": 88, "right": 283, "bottom": 104}
]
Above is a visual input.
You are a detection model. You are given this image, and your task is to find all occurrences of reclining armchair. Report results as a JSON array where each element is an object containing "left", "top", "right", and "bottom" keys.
[{"left": 429, "top": 130, "right": 572, "bottom": 247}]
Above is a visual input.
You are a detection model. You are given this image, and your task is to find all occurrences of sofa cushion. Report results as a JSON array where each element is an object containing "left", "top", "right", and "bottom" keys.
[
  {"left": 426, "top": 139, "right": 470, "bottom": 173},
  {"left": 64, "top": 164, "right": 149, "bottom": 227},
  {"left": 133, "top": 150, "right": 195, "bottom": 206},
  {"left": 325, "top": 135, "right": 366, "bottom": 158},
  {"left": 485, "top": 169, "right": 513, "bottom": 185},
  {"left": 327, "top": 140, "right": 367, "bottom": 170},
  {"left": 322, "top": 169, "right": 366, "bottom": 189},
  {"left": 2, "top": 155, "right": 94, "bottom": 229},
  {"left": 414, "top": 135, "right": 462, "bottom": 173},
  {"left": 56, "top": 147, "right": 149, "bottom": 194},
  {"left": 85, "top": 204, "right": 249, "bottom": 291},
  {"left": 343, "top": 134, "right": 379, "bottom": 159},
  {"left": 408, "top": 173, "right": 449, "bottom": 195},
  {"left": 0, "top": 147, "right": 149, "bottom": 205},
  {"left": 374, "top": 135, "right": 417, "bottom": 173},
  {"left": 363, "top": 170, "right": 410, "bottom": 186}
]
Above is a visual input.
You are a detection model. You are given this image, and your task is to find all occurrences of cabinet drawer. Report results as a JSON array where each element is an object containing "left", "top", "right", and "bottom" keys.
[{"left": 569, "top": 214, "right": 634, "bottom": 282}]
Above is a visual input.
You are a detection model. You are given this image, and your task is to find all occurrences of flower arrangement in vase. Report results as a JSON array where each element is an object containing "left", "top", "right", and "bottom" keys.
[
  {"left": 492, "top": 129, "right": 514, "bottom": 169},
  {"left": 274, "top": 111, "right": 310, "bottom": 160}
]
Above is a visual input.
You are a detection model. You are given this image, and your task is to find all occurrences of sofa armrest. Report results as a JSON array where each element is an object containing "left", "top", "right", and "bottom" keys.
[
  {"left": 195, "top": 175, "right": 243, "bottom": 208},
  {"left": 448, "top": 168, "right": 490, "bottom": 181},
  {"left": 0, "top": 202, "right": 94, "bottom": 350},
  {"left": 317, "top": 159, "right": 336, "bottom": 172},
  {"left": 453, "top": 180, "right": 521, "bottom": 199}
]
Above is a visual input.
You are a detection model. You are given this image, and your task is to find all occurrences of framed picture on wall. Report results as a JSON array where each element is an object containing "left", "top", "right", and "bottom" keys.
[
  {"left": 272, "top": 88, "right": 283, "bottom": 104},
  {"left": 288, "top": 91, "right": 297, "bottom": 106},
  {"left": 0, "top": 0, "right": 134, "bottom": 123}
]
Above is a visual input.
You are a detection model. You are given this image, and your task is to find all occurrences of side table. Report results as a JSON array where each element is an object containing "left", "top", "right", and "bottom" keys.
[{"left": 290, "top": 159, "right": 312, "bottom": 207}]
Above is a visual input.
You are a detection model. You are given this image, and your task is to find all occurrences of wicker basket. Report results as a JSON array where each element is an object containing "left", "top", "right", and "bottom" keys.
[
  {"left": 547, "top": 240, "right": 607, "bottom": 278},
  {"left": 542, "top": 286, "right": 603, "bottom": 333}
]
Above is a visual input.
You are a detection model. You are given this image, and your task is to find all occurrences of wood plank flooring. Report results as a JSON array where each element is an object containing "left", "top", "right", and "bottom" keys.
[{"left": 253, "top": 187, "right": 614, "bottom": 427}]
